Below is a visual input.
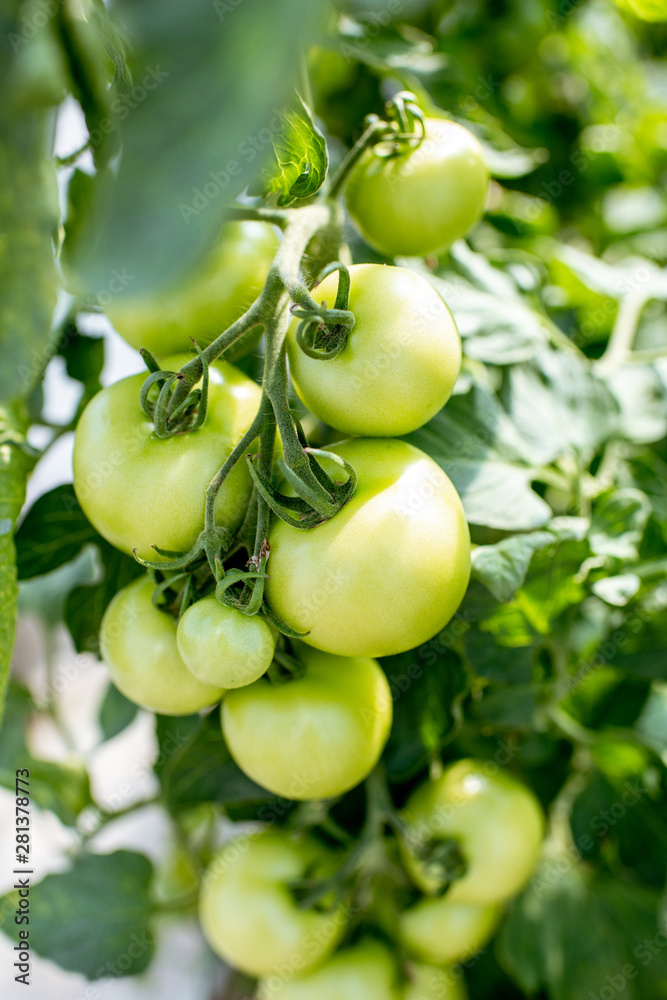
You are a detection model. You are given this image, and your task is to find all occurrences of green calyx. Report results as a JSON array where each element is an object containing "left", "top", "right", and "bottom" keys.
[{"left": 294, "top": 261, "right": 355, "bottom": 361}]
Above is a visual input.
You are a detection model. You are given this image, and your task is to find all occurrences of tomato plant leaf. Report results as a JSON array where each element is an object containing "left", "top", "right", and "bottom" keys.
[
  {"left": 0, "top": 851, "right": 155, "bottom": 979},
  {"left": 502, "top": 349, "right": 619, "bottom": 465},
  {"left": 412, "top": 263, "right": 551, "bottom": 364},
  {"left": 0, "top": 685, "right": 92, "bottom": 825},
  {"left": 155, "top": 712, "right": 273, "bottom": 811},
  {"left": 0, "top": 406, "right": 35, "bottom": 726},
  {"left": 499, "top": 863, "right": 667, "bottom": 1000},
  {"left": 57, "top": 323, "right": 105, "bottom": 400},
  {"left": 589, "top": 489, "right": 652, "bottom": 561},
  {"left": 471, "top": 529, "right": 557, "bottom": 602},
  {"left": 15, "top": 485, "right": 99, "bottom": 580},
  {"left": 0, "top": 73, "right": 59, "bottom": 405},
  {"left": 255, "top": 96, "right": 329, "bottom": 206},
  {"left": 67, "top": 0, "right": 324, "bottom": 297},
  {"left": 65, "top": 543, "right": 144, "bottom": 655},
  {"left": 405, "top": 384, "right": 552, "bottom": 530},
  {"left": 381, "top": 648, "right": 469, "bottom": 781},
  {"left": 607, "top": 365, "right": 667, "bottom": 445},
  {"left": 99, "top": 683, "right": 139, "bottom": 742}
]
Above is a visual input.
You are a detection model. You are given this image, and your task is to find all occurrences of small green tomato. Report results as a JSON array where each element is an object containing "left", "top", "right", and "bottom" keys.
[
  {"left": 176, "top": 596, "right": 276, "bottom": 688},
  {"left": 100, "top": 576, "right": 225, "bottom": 715}
]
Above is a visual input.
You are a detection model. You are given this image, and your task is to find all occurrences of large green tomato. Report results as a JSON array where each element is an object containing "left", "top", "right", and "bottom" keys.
[
  {"left": 221, "top": 641, "right": 392, "bottom": 799},
  {"left": 106, "top": 222, "right": 278, "bottom": 360},
  {"left": 100, "top": 575, "right": 224, "bottom": 714},
  {"left": 265, "top": 439, "right": 470, "bottom": 658},
  {"left": 287, "top": 264, "right": 460, "bottom": 437},
  {"left": 346, "top": 118, "right": 488, "bottom": 257},
  {"left": 199, "top": 829, "right": 346, "bottom": 978},
  {"left": 399, "top": 897, "right": 500, "bottom": 965},
  {"left": 176, "top": 596, "right": 275, "bottom": 688},
  {"left": 73, "top": 355, "right": 261, "bottom": 560},
  {"left": 403, "top": 964, "right": 468, "bottom": 1000},
  {"left": 256, "top": 939, "right": 401, "bottom": 1000},
  {"left": 402, "top": 759, "right": 544, "bottom": 904}
]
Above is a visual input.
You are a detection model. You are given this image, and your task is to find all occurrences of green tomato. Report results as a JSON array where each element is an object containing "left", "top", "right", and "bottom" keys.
[
  {"left": 256, "top": 939, "right": 401, "bottom": 1000},
  {"left": 100, "top": 575, "right": 225, "bottom": 714},
  {"left": 287, "top": 264, "right": 460, "bottom": 437},
  {"left": 106, "top": 222, "right": 278, "bottom": 360},
  {"left": 402, "top": 759, "right": 544, "bottom": 904},
  {"left": 265, "top": 438, "right": 470, "bottom": 657},
  {"left": 199, "top": 829, "right": 346, "bottom": 978},
  {"left": 176, "top": 596, "right": 276, "bottom": 688},
  {"left": 346, "top": 118, "right": 488, "bottom": 257},
  {"left": 222, "top": 641, "right": 392, "bottom": 800},
  {"left": 403, "top": 963, "right": 468, "bottom": 1000},
  {"left": 400, "top": 897, "right": 500, "bottom": 965},
  {"left": 73, "top": 355, "right": 261, "bottom": 560}
]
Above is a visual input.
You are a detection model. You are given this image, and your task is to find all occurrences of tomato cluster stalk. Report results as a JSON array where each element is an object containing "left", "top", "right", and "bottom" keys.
[{"left": 134, "top": 94, "right": 428, "bottom": 630}]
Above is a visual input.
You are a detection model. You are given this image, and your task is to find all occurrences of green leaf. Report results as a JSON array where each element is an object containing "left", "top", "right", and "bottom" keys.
[
  {"left": 412, "top": 262, "right": 550, "bottom": 364},
  {"left": 99, "top": 683, "right": 139, "bottom": 742},
  {"left": 55, "top": 0, "right": 118, "bottom": 168},
  {"left": 155, "top": 712, "right": 273, "bottom": 812},
  {"left": 502, "top": 348, "right": 619, "bottom": 465},
  {"left": 0, "top": 87, "right": 58, "bottom": 404},
  {"left": 608, "top": 585, "right": 667, "bottom": 680},
  {"left": 405, "top": 384, "right": 552, "bottom": 531},
  {"left": 472, "top": 683, "right": 543, "bottom": 728},
  {"left": 65, "top": 543, "right": 143, "bottom": 654},
  {"left": 69, "top": 0, "right": 324, "bottom": 297},
  {"left": 471, "top": 530, "right": 556, "bottom": 602},
  {"left": 553, "top": 244, "right": 667, "bottom": 301},
  {"left": 1, "top": 851, "right": 155, "bottom": 979},
  {"left": 464, "top": 629, "right": 535, "bottom": 685},
  {"left": 570, "top": 766, "right": 667, "bottom": 885},
  {"left": 589, "top": 489, "right": 652, "bottom": 561},
  {"left": 58, "top": 322, "right": 105, "bottom": 398},
  {"left": 15, "top": 485, "right": 99, "bottom": 580},
  {"left": 257, "top": 97, "right": 328, "bottom": 206},
  {"left": 592, "top": 573, "right": 642, "bottom": 607},
  {"left": 607, "top": 365, "right": 667, "bottom": 445},
  {"left": 380, "top": 647, "right": 469, "bottom": 781},
  {"left": 482, "top": 141, "right": 550, "bottom": 178},
  {"left": 518, "top": 538, "right": 590, "bottom": 634},
  {"left": 0, "top": 685, "right": 92, "bottom": 825},
  {"left": 498, "top": 863, "right": 633, "bottom": 1000},
  {"left": 500, "top": 863, "right": 667, "bottom": 1000},
  {"left": 0, "top": 405, "right": 35, "bottom": 725}
]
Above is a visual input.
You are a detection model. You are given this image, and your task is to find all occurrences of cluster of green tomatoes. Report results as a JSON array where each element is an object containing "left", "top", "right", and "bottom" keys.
[{"left": 70, "top": 107, "right": 545, "bottom": 997}]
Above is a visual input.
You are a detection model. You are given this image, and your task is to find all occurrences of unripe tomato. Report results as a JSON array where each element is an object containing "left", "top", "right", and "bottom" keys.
[
  {"left": 73, "top": 355, "right": 261, "bottom": 560},
  {"left": 99, "top": 576, "right": 224, "bottom": 714},
  {"left": 176, "top": 596, "right": 276, "bottom": 688},
  {"left": 402, "top": 759, "right": 544, "bottom": 904},
  {"left": 265, "top": 438, "right": 470, "bottom": 657},
  {"left": 106, "top": 222, "right": 278, "bottom": 360},
  {"left": 256, "top": 939, "right": 401, "bottom": 1000},
  {"left": 287, "top": 264, "right": 460, "bottom": 437},
  {"left": 403, "top": 963, "right": 468, "bottom": 1000},
  {"left": 346, "top": 118, "right": 488, "bottom": 257},
  {"left": 400, "top": 897, "right": 500, "bottom": 965},
  {"left": 199, "top": 829, "right": 346, "bottom": 977},
  {"left": 221, "top": 642, "right": 392, "bottom": 800}
]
